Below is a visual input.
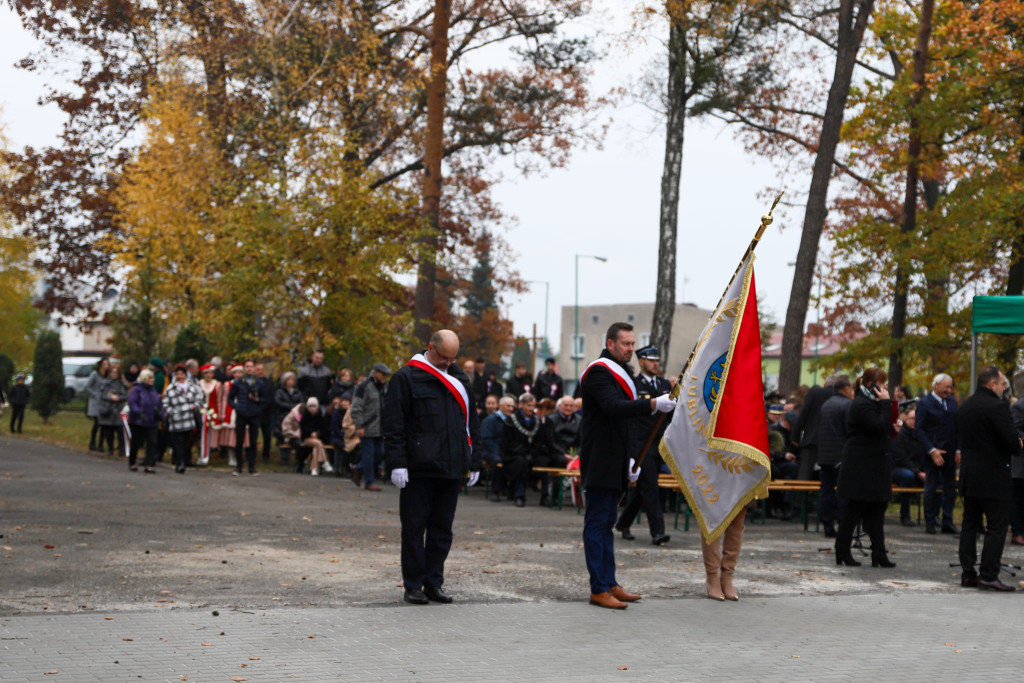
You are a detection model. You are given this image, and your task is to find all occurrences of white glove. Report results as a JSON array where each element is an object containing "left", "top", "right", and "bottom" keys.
[
  {"left": 391, "top": 468, "right": 409, "bottom": 489},
  {"left": 467, "top": 471, "right": 480, "bottom": 487},
  {"left": 628, "top": 458, "right": 640, "bottom": 483},
  {"left": 655, "top": 394, "right": 677, "bottom": 413}
]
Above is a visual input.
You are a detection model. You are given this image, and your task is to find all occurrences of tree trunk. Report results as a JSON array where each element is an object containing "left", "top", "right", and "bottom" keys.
[
  {"left": 888, "top": 0, "right": 934, "bottom": 389},
  {"left": 651, "top": 8, "right": 687, "bottom": 371},
  {"left": 996, "top": 106, "right": 1024, "bottom": 372},
  {"left": 778, "top": 0, "right": 876, "bottom": 394},
  {"left": 413, "top": 0, "right": 451, "bottom": 346}
]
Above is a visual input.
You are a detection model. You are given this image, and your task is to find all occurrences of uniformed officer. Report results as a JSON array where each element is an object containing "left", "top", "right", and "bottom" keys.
[{"left": 614, "top": 345, "right": 672, "bottom": 545}]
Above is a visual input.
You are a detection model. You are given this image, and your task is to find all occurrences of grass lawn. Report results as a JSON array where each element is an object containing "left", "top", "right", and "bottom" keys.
[{"left": 9, "top": 407, "right": 94, "bottom": 452}]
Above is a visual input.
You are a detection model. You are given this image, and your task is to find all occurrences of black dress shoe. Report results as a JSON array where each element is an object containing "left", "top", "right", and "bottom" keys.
[
  {"left": 925, "top": 523, "right": 937, "bottom": 535},
  {"left": 615, "top": 523, "right": 635, "bottom": 541},
  {"left": 836, "top": 554, "right": 862, "bottom": 567},
  {"left": 823, "top": 526, "right": 837, "bottom": 539},
  {"left": 539, "top": 493, "right": 550, "bottom": 507},
  {"left": 652, "top": 534, "right": 670, "bottom": 546},
  {"left": 871, "top": 555, "right": 896, "bottom": 568},
  {"left": 961, "top": 576, "right": 979, "bottom": 587},
  {"left": 404, "top": 588, "right": 429, "bottom": 605},
  {"left": 978, "top": 578, "right": 1015, "bottom": 592},
  {"left": 423, "top": 586, "right": 453, "bottom": 603},
  {"left": 942, "top": 524, "right": 960, "bottom": 535},
  {"left": 900, "top": 517, "right": 918, "bottom": 527}
]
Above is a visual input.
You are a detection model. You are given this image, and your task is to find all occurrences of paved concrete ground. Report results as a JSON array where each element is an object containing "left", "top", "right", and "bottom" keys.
[{"left": 3, "top": 434, "right": 1024, "bottom": 680}]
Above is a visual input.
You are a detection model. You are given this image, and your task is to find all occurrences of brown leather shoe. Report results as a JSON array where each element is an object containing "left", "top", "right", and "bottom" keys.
[
  {"left": 365, "top": 483, "right": 382, "bottom": 491},
  {"left": 589, "top": 591, "right": 627, "bottom": 609},
  {"left": 609, "top": 585, "right": 641, "bottom": 602}
]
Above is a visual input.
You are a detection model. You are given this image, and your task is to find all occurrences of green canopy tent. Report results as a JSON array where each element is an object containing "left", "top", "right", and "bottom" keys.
[{"left": 970, "top": 295, "right": 1024, "bottom": 392}]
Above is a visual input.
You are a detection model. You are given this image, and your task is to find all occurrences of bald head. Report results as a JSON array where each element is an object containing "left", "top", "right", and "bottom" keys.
[{"left": 426, "top": 329, "right": 460, "bottom": 370}]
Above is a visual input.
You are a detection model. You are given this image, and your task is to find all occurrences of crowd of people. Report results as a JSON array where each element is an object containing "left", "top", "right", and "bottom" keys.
[{"left": 764, "top": 365, "right": 1024, "bottom": 591}]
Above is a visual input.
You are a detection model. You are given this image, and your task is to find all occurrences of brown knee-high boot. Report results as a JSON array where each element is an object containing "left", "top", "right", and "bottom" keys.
[
  {"left": 719, "top": 509, "right": 747, "bottom": 601},
  {"left": 701, "top": 534, "right": 725, "bottom": 601}
]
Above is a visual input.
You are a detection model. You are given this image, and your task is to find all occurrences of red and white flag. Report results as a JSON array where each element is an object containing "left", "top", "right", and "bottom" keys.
[{"left": 660, "top": 252, "right": 770, "bottom": 542}]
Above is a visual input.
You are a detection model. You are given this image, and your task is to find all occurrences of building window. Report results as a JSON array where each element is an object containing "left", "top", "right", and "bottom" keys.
[
  {"left": 626, "top": 313, "right": 635, "bottom": 323},
  {"left": 591, "top": 314, "right": 600, "bottom": 325},
  {"left": 639, "top": 333, "right": 650, "bottom": 347},
  {"left": 571, "top": 334, "right": 586, "bottom": 359}
]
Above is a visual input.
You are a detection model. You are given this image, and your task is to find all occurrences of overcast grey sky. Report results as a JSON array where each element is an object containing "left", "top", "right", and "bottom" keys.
[{"left": 1, "top": 4, "right": 808, "bottom": 356}]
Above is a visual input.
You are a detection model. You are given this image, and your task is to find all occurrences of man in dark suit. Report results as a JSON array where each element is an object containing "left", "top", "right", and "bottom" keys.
[
  {"left": 956, "top": 366, "right": 1021, "bottom": 591},
  {"left": 384, "top": 329, "right": 482, "bottom": 605},
  {"left": 816, "top": 375, "right": 854, "bottom": 537},
  {"left": 790, "top": 377, "right": 835, "bottom": 480},
  {"left": 579, "top": 323, "right": 676, "bottom": 609},
  {"left": 615, "top": 345, "right": 672, "bottom": 545},
  {"left": 916, "top": 373, "right": 961, "bottom": 534}
]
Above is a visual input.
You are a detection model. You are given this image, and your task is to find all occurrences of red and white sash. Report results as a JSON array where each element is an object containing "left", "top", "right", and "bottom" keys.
[
  {"left": 581, "top": 358, "right": 638, "bottom": 399},
  {"left": 407, "top": 353, "right": 472, "bottom": 444}
]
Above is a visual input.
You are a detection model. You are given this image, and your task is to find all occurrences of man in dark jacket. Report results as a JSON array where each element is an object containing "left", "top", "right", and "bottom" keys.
[
  {"left": 534, "top": 357, "right": 564, "bottom": 401},
  {"left": 790, "top": 376, "right": 835, "bottom": 480},
  {"left": 817, "top": 375, "right": 853, "bottom": 537},
  {"left": 297, "top": 351, "right": 333, "bottom": 407},
  {"left": 228, "top": 359, "right": 269, "bottom": 475},
  {"left": 615, "top": 345, "right": 672, "bottom": 546},
  {"left": 957, "top": 367, "right": 1022, "bottom": 591},
  {"left": 351, "top": 363, "right": 391, "bottom": 491},
  {"left": 384, "top": 329, "right": 481, "bottom": 605},
  {"left": 916, "top": 373, "right": 961, "bottom": 534},
  {"left": 579, "top": 323, "right": 676, "bottom": 609},
  {"left": 8, "top": 373, "right": 30, "bottom": 433},
  {"left": 500, "top": 393, "right": 555, "bottom": 507},
  {"left": 504, "top": 363, "right": 533, "bottom": 399},
  {"left": 891, "top": 403, "right": 926, "bottom": 526}
]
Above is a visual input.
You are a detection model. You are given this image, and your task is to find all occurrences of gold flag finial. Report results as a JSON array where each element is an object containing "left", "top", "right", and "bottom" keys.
[{"left": 754, "top": 191, "right": 784, "bottom": 241}]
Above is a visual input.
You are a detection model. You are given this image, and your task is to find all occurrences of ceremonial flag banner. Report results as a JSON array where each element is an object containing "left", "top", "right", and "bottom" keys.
[{"left": 660, "top": 252, "right": 771, "bottom": 542}]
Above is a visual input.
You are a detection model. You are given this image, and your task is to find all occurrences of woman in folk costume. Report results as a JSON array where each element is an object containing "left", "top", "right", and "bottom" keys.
[
  {"left": 197, "top": 364, "right": 222, "bottom": 464},
  {"left": 217, "top": 364, "right": 249, "bottom": 467}
]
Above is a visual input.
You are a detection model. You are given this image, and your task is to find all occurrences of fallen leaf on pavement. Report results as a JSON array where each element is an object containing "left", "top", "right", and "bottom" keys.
[
  {"left": 944, "top": 643, "right": 956, "bottom": 647},
  {"left": 44, "top": 670, "right": 59, "bottom": 675},
  {"left": 248, "top": 657, "right": 261, "bottom": 661},
  {"left": 201, "top": 642, "right": 214, "bottom": 647},
  {"left": 229, "top": 678, "right": 248, "bottom": 682},
  {"left": 122, "top": 638, "right": 133, "bottom": 641},
  {"left": 617, "top": 666, "right": 628, "bottom": 670}
]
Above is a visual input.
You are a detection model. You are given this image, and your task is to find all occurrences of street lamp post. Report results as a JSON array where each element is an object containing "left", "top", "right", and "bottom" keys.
[{"left": 574, "top": 254, "right": 608, "bottom": 383}]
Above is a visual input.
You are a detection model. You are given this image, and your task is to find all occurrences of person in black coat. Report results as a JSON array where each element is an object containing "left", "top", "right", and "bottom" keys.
[
  {"left": 956, "top": 367, "right": 1022, "bottom": 591},
  {"left": 791, "top": 378, "right": 835, "bottom": 480},
  {"left": 615, "top": 345, "right": 672, "bottom": 545},
  {"left": 504, "top": 363, "right": 533, "bottom": 400},
  {"left": 500, "top": 394, "right": 556, "bottom": 507},
  {"left": 891, "top": 404, "right": 927, "bottom": 526},
  {"left": 534, "top": 358, "right": 564, "bottom": 401},
  {"left": 834, "top": 367, "right": 898, "bottom": 568},
  {"left": 578, "top": 323, "right": 676, "bottom": 609},
  {"left": 8, "top": 374, "right": 30, "bottom": 433},
  {"left": 817, "top": 376, "right": 854, "bottom": 537},
  {"left": 383, "top": 329, "right": 482, "bottom": 605}
]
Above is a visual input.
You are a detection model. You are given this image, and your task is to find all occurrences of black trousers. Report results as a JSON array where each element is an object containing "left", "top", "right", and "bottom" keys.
[
  {"left": 9, "top": 404, "right": 26, "bottom": 432},
  {"left": 129, "top": 424, "right": 158, "bottom": 468},
  {"left": 235, "top": 415, "right": 260, "bottom": 472},
  {"left": 836, "top": 499, "right": 888, "bottom": 559},
  {"left": 819, "top": 464, "right": 841, "bottom": 527},
  {"left": 960, "top": 496, "right": 1009, "bottom": 581},
  {"left": 399, "top": 477, "right": 461, "bottom": 591},
  {"left": 169, "top": 430, "right": 191, "bottom": 470},
  {"left": 797, "top": 444, "right": 819, "bottom": 481},
  {"left": 617, "top": 453, "right": 666, "bottom": 539},
  {"left": 259, "top": 414, "right": 273, "bottom": 462}
]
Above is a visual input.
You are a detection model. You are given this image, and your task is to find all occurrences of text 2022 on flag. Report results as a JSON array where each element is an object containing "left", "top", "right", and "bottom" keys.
[{"left": 660, "top": 250, "right": 771, "bottom": 543}]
